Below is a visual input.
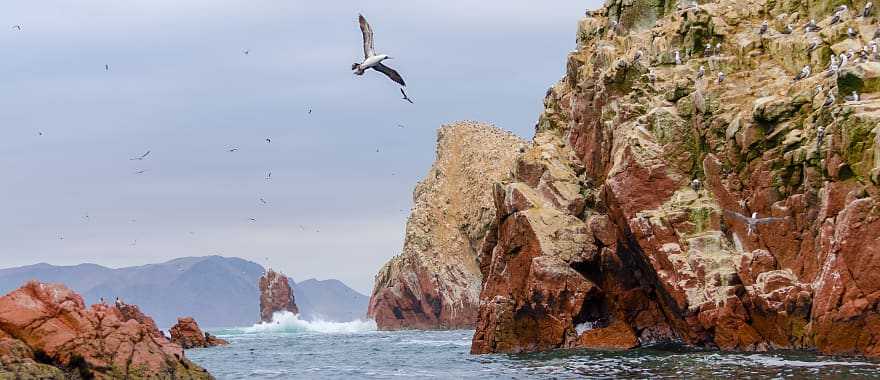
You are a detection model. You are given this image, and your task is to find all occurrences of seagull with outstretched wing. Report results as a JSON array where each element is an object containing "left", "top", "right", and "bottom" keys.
[
  {"left": 351, "top": 14, "right": 406, "bottom": 87},
  {"left": 130, "top": 150, "right": 151, "bottom": 160},
  {"left": 724, "top": 210, "right": 786, "bottom": 236}
]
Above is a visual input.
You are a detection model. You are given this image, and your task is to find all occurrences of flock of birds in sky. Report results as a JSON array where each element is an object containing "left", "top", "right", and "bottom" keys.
[{"left": 10, "top": 14, "right": 414, "bottom": 247}]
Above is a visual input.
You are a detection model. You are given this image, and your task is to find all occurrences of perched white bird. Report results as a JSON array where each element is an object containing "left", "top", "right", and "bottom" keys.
[
  {"left": 717, "top": 71, "right": 726, "bottom": 84},
  {"left": 674, "top": 50, "right": 682, "bottom": 65},
  {"left": 351, "top": 14, "right": 406, "bottom": 86},
  {"left": 823, "top": 93, "right": 836, "bottom": 107},
  {"left": 759, "top": 20, "right": 768, "bottom": 35},
  {"left": 844, "top": 90, "right": 860, "bottom": 102},
  {"left": 794, "top": 65, "right": 811, "bottom": 80},
  {"left": 865, "top": 2, "right": 874, "bottom": 17},
  {"left": 697, "top": 65, "right": 705, "bottom": 79}
]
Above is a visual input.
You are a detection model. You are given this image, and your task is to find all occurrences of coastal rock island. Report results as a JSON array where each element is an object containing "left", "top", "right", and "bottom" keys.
[
  {"left": 0, "top": 281, "right": 212, "bottom": 379},
  {"left": 368, "top": 121, "right": 524, "bottom": 329},
  {"left": 470, "top": 0, "right": 880, "bottom": 357},
  {"left": 170, "top": 317, "right": 229, "bottom": 349},
  {"left": 260, "top": 269, "right": 299, "bottom": 322}
]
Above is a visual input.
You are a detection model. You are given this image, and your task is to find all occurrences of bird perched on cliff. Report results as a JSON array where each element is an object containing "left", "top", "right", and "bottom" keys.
[
  {"left": 674, "top": 50, "right": 682, "bottom": 65},
  {"left": 865, "top": 2, "right": 874, "bottom": 17},
  {"left": 400, "top": 88, "right": 413, "bottom": 104},
  {"left": 703, "top": 43, "right": 712, "bottom": 57},
  {"left": 825, "top": 64, "right": 838, "bottom": 78},
  {"left": 782, "top": 24, "right": 794, "bottom": 34},
  {"left": 351, "top": 14, "right": 406, "bottom": 87},
  {"left": 759, "top": 20, "right": 769, "bottom": 35},
  {"left": 697, "top": 65, "right": 705, "bottom": 79},
  {"left": 632, "top": 50, "right": 643, "bottom": 63},
  {"left": 848, "top": 27, "right": 857, "bottom": 38},
  {"left": 717, "top": 71, "right": 725, "bottom": 84},
  {"left": 823, "top": 93, "right": 836, "bottom": 107},
  {"left": 715, "top": 42, "right": 721, "bottom": 55},
  {"left": 807, "top": 40, "right": 819, "bottom": 52},
  {"left": 817, "top": 126, "right": 826, "bottom": 146},
  {"left": 794, "top": 65, "right": 811, "bottom": 80},
  {"left": 130, "top": 150, "right": 151, "bottom": 161},
  {"left": 845, "top": 90, "right": 860, "bottom": 102},
  {"left": 691, "top": 179, "right": 702, "bottom": 192},
  {"left": 725, "top": 210, "right": 786, "bottom": 236},
  {"left": 814, "top": 84, "right": 824, "bottom": 95},
  {"left": 805, "top": 19, "right": 821, "bottom": 32},
  {"left": 830, "top": 8, "right": 846, "bottom": 25},
  {"left": 839, "top": 53, "right": 849, "bottom": 68}
]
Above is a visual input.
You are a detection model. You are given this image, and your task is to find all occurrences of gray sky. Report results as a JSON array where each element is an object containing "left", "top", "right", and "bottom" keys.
[{"left": 0, "top": 0, "right": 595, "bottom": 294}]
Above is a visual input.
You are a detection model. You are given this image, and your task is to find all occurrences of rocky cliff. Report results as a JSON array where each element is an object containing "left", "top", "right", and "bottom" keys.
[
  {"left": 170, "top": 317, "right": 229, "bottom": 349},
  {"left": 0, "top": 281, "right": 212, "bottom": 379},
  {"left": 472, "top": 0, "right": 880, "bottom": 357},
  {"left": 259, "top": 269, "right": 298, "bottom": 322},
  {"left": 369, "top": 121, "right": 525, "bottom": 329}
]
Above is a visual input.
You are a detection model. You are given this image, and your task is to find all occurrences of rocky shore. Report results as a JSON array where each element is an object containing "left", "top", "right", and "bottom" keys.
[{"left": 170, "top": 317, "right": 229, "bottom": 349}]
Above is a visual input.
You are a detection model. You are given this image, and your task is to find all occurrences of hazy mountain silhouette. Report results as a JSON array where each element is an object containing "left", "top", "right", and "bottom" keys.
[{"left": 0, "top": 256, "right": 367, "bottom": 328}]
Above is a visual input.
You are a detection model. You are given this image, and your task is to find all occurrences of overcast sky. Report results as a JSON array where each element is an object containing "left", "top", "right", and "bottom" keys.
[{"left": 0, "top": 0, "right": 595, "bottom": 294}]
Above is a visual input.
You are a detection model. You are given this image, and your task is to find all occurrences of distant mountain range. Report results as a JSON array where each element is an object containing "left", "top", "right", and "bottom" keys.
[{"left": 0, "top": 256, "right": 368, "bottom": 329}]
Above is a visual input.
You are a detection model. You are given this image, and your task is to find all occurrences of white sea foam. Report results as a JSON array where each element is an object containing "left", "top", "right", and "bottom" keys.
[{"left": 241, "top": 311, "right": 377, "bottom": 334}]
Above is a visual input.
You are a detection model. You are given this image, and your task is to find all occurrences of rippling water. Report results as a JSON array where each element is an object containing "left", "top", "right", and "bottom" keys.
[{"left": 187, "top": 313, "right": 880, "bottom": 379}]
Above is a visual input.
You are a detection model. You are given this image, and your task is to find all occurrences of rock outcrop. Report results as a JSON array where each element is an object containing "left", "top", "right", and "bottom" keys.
[
  {"left": 259, "top": 269, "right": 298, "bottom": 323},
  {"left": 170, "top": 317, "right": 229, "bottom": 349},
  {"left": 472, "top": 0, "right": 880, "bottom": 357},
  {"left": 368, "top": 121, "right": 525, "bottom": 330},
  {"left": 0, "top": 281, "right": 212, "bottom": 379}
]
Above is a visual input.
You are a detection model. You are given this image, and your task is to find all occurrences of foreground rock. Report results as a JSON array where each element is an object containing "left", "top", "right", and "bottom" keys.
[
  {"left": 0, "top": 281, "right": 212, "bottom": 379},
  {"left": 170, "top": 317, "right": 229, "bottom": 349},
  {"left": 472, "top": 0, "right": 880, "bottom": 357},
  {"left": 368, "top": 121, "right": 524, "bottom": 330},
  {"left": 259, "top": 269, "right": 298, "bottom": 322}
]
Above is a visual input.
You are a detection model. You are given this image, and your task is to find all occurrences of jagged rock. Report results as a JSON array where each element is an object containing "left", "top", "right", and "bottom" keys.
[
  {"left": 259, "top": 269, "right": 298, "bottom": 323},
  {"left": 0, "top": 281, "right": 212, "bottom": 379},
  {"left": 471, "top": 0, "right": 880, "bottom": 357},
  {"left": 170, "top": 317, "right": 229, "bottom": 349},
  {"left": 368, "top": 121, "right": 524, "bottom": 330}
]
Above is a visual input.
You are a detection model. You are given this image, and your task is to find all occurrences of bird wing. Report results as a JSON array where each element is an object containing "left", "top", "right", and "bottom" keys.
[
  {"left": 373, "top": 63, "right": 406, "bottom": 86},
  {"left": 755, "top": 216, "right": 786, "bottom": 224},
  {"left": 359, "top": 14, "right": 375, "bottom": 59},
  {"left": 724, "top": 209, "right": 749, "bottom": 222},
  {"left": 142, "top": 150, "right": 151, "bottom": 158}
]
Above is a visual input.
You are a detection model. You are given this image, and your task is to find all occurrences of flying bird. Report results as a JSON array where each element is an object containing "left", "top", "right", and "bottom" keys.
[
  {"left": 227, "top": 147, "right": 239, "bottom": 152},
  {"left": 259, "top": 197, "right": 268, "bottom": 205},
  {"left": 134, "top": 169, "right": 147, "bottom": 175},
  {"left": 243, "top": 49, "right": 250, "bottom": 55},
  {"left": 248, "top": 218, "right": 256, "bottom": 223},
  {"left": 266, "top": 171, "right": 272, "bottom": 180},
  {"left": 37, "top": 131, "right": 43, "bottom": 136},
  {"left": 400, "top": 88, "right": 414, "bottom": 104},
  {"left": 104, "top": 64, "right": 110, "bottom": 71},
  {"left": 130, "top": 150, "right": 151, "bottom": 160},
  {"left": 725, "top": 210, "right": 786, "bottom": 236},
  {"left": 265, "top": 137, "right": 271, "bottom": 143},
  {"left": 351, "top": 14, "right": 406, "bottom": 87},
  {"left": 11, "top": 25, "right": 21, "bottom": 31}
]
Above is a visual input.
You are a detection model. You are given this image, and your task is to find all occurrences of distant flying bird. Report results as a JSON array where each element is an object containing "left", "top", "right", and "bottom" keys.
[
  {"left": 308, "top": 108, "right": 312, "bottom": 114},
  {"left": 37, "top": 131, "right": 43, "bottom": 136},
  {"left": 397, "top": 124, "right": 405, "bottom": 128},
  {"left": 248, "top": 218, "right": 256, "bottom": 223},
  {"left": 725, "top": 210, "right": 786, "bottom": 236},
  {"left": 11, "top": 25, "right": 21, "bottom": 31},
  {"left": 265, "top": 137, "right": 271, "bottom": 143},
  {"left": 227, "top": 147, "right": 239, "bottom": 152},
  {"left": 260, "top": 197, "right": 268, "bottom": 205},
  {"left": 400, "top": 88, "right": 414, "bottom": 103},
  {"left": 130, "top": 240, "right": 137, "bottom": 247},
  {"left": 58, "top": 233, "right": 64, "bottom": 240},
  {"left": 759, "top": 20, "right": 768, "bottom": 35},
  {"left": 351, "top": 14, "right": 406, "bottom": 86},
  {"left": 266, "top": 171, "right": 272, "bottom": 180},
  {"left": 243, "top": 49, "right": 250, "bottom": 55},
  {"left": 104, "top": 64, "right": 110, "bottom": 71},
  {"left": 134, "top": 169, "right": 147, "bottom": 175},
  {"left": 130, "top": 150, "right": 151, "bottom": 160}
]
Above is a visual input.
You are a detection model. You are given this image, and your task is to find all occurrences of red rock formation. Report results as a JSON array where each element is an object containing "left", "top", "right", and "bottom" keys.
[
  {"left": 0, "top": 281, "right": 212, "bottom": 379},
  {"left": 259, "top": 269, "right": 299, "bottom": 322},
  {"left": 472, "top": 0, "right": 880, "bottom": 357},
  {"left": 368, "top": 121, "right": 524, "bottom": 330},
  {"left": 170, "top": 317, "right": 229, "bottom": 349}
]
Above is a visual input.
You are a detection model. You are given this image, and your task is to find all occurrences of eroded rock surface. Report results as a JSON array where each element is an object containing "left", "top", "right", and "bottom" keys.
[
  {"left": 472, "top": 0, "right": 880, "bottom": 357},
  {"left": 259, "top": 269, "right": 298, "bottom": 323},
  {"left": 0, "top": 281, "right": 212, "bottom": 379},
  {"left": 170, "top": 317, "right": 229, "bottom": 349},
  {"left": 369, "top": 121, "right": 525, "bottom": 329}
]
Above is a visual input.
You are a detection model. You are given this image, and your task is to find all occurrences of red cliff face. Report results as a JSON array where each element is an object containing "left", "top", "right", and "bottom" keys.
[
  {"left": 0, "top": 281, "right": 212, "bottom": 379},
  {"left": 472, "top": 0, "right": 880, "bottom": 357},
  {"left": 170, "top": 317, "right": 229, "bottom": 349},
  {"left": 259, "top": 269, "right": 299, "bottom": 323},
  {"left": 368, "top": 121, "right": 524, "bottom": 330}
]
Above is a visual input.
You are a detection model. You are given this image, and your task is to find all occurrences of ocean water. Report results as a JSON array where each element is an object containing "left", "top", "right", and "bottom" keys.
[{"left": 188, "top": 312, "right": 880, "bottom": 379}]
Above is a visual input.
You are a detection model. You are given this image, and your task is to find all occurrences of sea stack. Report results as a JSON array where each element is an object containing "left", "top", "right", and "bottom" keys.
[
  {"left": 368, "top": 121, "right": 524, "bottom": 330},
  {"left": 470, "top": 0, "right": 880, "bottom": 357},
  {"left": 0, "top": 281, "right": 212, "bottom": 378},
  {"left": 259, "top": 269, "right": 299, "bottom": 322},
  {"left": 170, "top": 317, "right": 229, "bottom": 349}
]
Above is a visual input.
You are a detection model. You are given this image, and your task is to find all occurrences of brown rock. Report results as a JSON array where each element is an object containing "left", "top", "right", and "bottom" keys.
[
  {"left": 170, "top": 317, "right": 229, "bottom": 349},
  {"left": 0, "top": 281, "right": 212, "bottom": 379},
  {"left": 259, "top": 269, "right": 298, "bottom": 323},
  {"left": 368, "top": 121, "right": 524, "bottom": 330}
]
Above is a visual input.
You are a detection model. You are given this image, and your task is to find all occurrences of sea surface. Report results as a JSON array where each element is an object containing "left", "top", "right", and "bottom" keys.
[{"left": 188, "top": 312, "right": 880, "bottom": 379}]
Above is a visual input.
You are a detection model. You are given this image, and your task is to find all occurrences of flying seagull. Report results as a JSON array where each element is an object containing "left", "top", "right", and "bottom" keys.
[
  {"left": 400, "top": 88, "right": 414, "bottom": 103},
  {"left": 725, "top": 210, "right": 786, "bottom": 236},
  {"left": 259, "top": 197, "right": 268, "bottom": 205},
  {"left": 11, "top": 25, "right": 21, "bottom": 31},
  {"left": 266, "top": 171, "right": 272, "bottom": 180},
  {"left": 351, "top": 14, "right": 406, "bottom": 86},
  {"left": 133, "top": 169, "right": 148, "bottom": 175},
  {"left": 265, "top": 137, "right": 271, "bottom": 143},
  {"left": 104, "top": 64, "right": 110, "bottom": 71},
  {"left": 227, "top": 147, "right": 239, "bottom": 152},
  {"left": 243, "top": 49, "right": 250, "bottom": 55},
  {"left": 130, "top": 150, "right": 151, "bottom": 160}
]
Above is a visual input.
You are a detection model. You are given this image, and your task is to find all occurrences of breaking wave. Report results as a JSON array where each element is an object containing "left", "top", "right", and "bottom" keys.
[{"left": 239, "top": 311, "right": 377, "bottom": 334}]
